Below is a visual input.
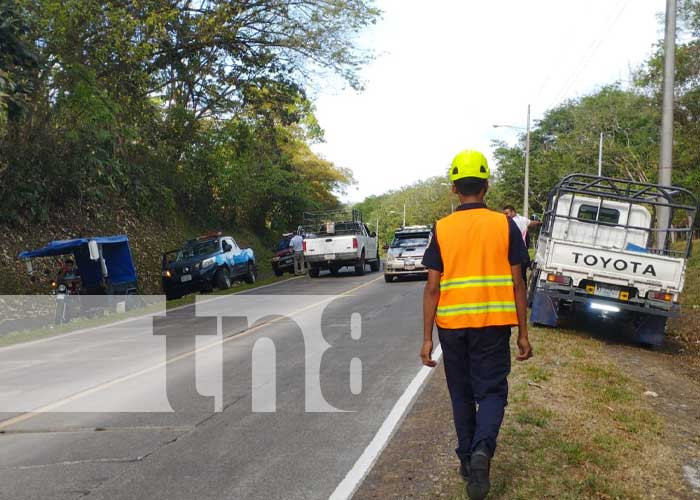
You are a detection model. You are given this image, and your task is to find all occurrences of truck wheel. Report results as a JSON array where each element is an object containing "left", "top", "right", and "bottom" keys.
[
  {"left": 273, "top": 266, "right": 283, "bottom": 277},
  {"left": 244, "top": 262, "right": 256, "bottom": 284},
  {"left": 369, "top": 250, "right": 380, "bottom": 272},
  {"left": 215, "top": 267, "right": 231, "bottom": 290},
  {"left": 165, "top": 289, "right": 182, "bottom": 301},
  {"left": 384, "top": 274, "right": 393, "bottom": 283},
  {"left": 355, "top": 251, "right": 366, "bottom": 276},
  {"left": 634, "top": 314, "right": 667, "bottom": 347},
  {"left": 527, "top": 269, "right": 540, "bottom": 308},
  {"left": 309, "top": 266, "right": 320, "bottom": 278}
]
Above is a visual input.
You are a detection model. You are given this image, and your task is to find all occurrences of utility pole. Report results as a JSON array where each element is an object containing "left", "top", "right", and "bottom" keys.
[
  {"left": 657, "top": 0, "right": 676, "bottom": 251},
  {"left": 598, "top": 132, "right": 604, "bottom": 176},
  {"left": 524, "top": 104, "right": 531, "bottom": 218}
]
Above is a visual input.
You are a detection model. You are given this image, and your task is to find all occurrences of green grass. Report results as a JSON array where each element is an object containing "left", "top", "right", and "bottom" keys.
[
  {"left": 673, "top": 239, "right": 700, "bottom": 306},
  {"left": 447, "top": 326, "right": 683, "bottom": 499}
]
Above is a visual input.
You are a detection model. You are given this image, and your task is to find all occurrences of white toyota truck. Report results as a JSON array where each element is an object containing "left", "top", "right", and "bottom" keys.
[
  {"left": 302, "top": 209, "right": 380, "bottom": 277},
  {"left": 529, "top": 174, "right": 697, "bottom": 345}
]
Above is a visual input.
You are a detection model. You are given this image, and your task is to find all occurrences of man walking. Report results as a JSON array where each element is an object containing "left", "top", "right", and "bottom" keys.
[
  {"left": 503, "top": 205, "right": 542, "bottom": 284},
  {"left": 421, "top": 150, "right": 533, "bottom": 500},
  {"left": 289, "top": 232, "right": 305, "bottom": 275}
]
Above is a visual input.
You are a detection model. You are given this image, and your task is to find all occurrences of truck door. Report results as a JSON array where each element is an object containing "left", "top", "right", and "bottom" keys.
[{"left": 228, "top": 238, "right": 245, "bottom": 274}]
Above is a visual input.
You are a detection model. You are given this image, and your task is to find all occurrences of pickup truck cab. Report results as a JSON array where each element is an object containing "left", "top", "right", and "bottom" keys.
[
  {"left": 162, "top": 233, "right": 256, "bottom": 300},
  {"left": 303, "top": 214, "right": 379, "bottom": 277},
  {"left": 384, "top": 225, "right": 431, "bottom": 282},
  {"left": 530, "top": 174, "right": 697, "bottom": 345}
]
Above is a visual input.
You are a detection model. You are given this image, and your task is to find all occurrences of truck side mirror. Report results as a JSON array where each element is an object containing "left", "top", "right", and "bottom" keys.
[{"left": 370, "top": 231, "right": 377, "bottom": 238}]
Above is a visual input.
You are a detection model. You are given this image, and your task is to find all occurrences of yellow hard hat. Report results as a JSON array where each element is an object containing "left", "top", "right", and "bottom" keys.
[{"left": 449, "top": 150, "right": 489, "bottom": 182}]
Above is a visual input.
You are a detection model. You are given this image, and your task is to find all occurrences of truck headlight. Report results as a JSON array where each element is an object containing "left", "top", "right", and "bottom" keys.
[
  {"left": 201, "top": 257, "right": 216, "bottom": 268},
  {"left": 386, "top": 253, "right": 395, "bottom": 263}
]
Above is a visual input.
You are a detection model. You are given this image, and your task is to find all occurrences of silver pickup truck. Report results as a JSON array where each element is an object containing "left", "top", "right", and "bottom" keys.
[{"left": 529, "top": 174, "right": 697, "bottom": 345}]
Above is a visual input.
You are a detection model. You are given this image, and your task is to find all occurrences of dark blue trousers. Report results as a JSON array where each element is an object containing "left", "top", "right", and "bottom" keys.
[{"left": 438, "top": 326, "right": 511, "bottom": 462}]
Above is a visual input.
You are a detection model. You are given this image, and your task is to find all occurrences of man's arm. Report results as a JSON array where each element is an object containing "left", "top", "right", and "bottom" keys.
[
  {"left": 511, "top": 264, "right": 533, "bottom": 361},
  {"left": 528, "top": 220, "right": 542, "bottom": 229},
  {"left": 420, "top": 269, "right": 441, "bottom": 367}
]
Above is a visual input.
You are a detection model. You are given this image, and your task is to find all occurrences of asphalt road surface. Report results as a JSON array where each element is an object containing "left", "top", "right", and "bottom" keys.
[{"left": 0, "top": 268, "right": 431, "bottom": 500}]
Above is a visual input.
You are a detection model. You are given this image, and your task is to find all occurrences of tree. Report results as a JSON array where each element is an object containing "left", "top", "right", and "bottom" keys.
[{"left": 0, "top": 0, "right": 379, "bottom": 227}]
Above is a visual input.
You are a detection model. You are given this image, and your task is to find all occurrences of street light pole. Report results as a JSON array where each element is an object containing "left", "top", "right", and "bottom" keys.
[
  {"left": 524, "top": 104, "right": 531, "bottom": 218},
  {"left": 657, "top": 0, "right": 676, "bottom": 251},
  {"left": 598, "top": 132, "right": 604, "bottom": 177}
]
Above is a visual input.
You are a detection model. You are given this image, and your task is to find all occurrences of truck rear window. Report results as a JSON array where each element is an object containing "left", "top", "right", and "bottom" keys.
[{"left": 578, "top": 205, "right": 620, "bottom": 224}]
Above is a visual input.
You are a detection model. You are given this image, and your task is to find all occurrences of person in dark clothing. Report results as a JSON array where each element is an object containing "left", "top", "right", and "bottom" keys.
[{"left": 421, "top": 150, "right": 533, "bottom": 500}]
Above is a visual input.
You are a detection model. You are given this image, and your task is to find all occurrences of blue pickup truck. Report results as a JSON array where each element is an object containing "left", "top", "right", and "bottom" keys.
[{"left": 161, "top": 233, "right": 256, "bottom": 300}]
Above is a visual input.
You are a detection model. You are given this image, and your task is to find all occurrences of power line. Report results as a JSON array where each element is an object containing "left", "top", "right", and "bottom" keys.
[{"left": 552, "top": 0, "right": 633, "bottom": 105}]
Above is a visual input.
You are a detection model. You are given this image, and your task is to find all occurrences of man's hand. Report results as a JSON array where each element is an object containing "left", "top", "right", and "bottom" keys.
[
  {"left": 516, "top": 335, "right": 533, "bottom": 361},
  {"left": 420, "top": 339, "right": 437, "bottom": 367}
]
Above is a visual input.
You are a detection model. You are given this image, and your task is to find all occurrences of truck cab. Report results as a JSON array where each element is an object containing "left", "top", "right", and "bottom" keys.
[
  {"left": 162, "top": 233, "right": 256, "bottom": 300},
  {"left": 530, "top": 174, "right": 697, "bottom": 345}
]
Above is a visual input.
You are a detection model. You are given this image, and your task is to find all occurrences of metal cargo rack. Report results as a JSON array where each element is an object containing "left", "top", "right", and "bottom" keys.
[
  {"left": 301, "top": 208, "right": 364, "bottom": 234},
  {"left": 541, "top": 174, "right": 698, "bottom": 258}
]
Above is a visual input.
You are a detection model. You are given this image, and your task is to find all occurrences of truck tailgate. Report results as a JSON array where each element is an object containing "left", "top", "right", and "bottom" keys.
[
  {"left": 305, "top": 236, "right": 356, "bottom": 257},
  {"left": 545, "top": 239, "right": 685, "bottom": 291}
]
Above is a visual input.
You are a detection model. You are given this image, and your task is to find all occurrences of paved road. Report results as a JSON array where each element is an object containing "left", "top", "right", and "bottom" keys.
[{"left": 0, "top": 269, "right": 430, "bottom": 500}]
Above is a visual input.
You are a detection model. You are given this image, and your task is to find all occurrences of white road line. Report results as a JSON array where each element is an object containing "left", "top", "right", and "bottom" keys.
[
  {"left": 0, "top": 275, "right": 305, "bottom": 352},
  {"left": 328, "top": 344, "right": 444, "bottom": 500}
]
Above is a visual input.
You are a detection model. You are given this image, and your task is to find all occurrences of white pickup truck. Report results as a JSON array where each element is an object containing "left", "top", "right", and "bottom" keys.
[
  {"left": 529, "top": 174, "right": 697, "bottom": 345},
  {"left": 303, "top": 218, "right": 380, "bottom": 277}
]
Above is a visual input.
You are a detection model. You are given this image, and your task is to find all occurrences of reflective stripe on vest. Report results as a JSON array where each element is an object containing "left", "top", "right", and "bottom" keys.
[
  {"left": 440, "top": 275, "right": 514, "bottom": 291},
  {"left": 435, "top": 208, "right": 518, "bottom": 329}
]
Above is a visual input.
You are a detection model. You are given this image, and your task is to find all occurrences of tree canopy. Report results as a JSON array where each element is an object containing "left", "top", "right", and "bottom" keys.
[{"left": 0, "top": 0, "right": 379, "bottom": 231}]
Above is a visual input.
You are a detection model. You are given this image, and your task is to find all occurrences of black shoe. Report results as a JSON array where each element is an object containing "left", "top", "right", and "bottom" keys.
[
  {"left": 459, "top": 458, "right": 470, "bottom": 481},
  {"left": 467, "top": 448, "right": 491, "bottom": 500}
]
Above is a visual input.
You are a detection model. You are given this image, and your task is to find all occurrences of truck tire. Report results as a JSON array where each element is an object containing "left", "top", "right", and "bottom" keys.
[
  {"left": 355, "top": 251, "right": 366, "bottom": 276},
  {"left": 369, "top": 250, "right": 380, "bottom": 272},
  {"left": 244, "top": 262, "right": 257, "bottom": 284},
  {"left": 165, "top": 288, "right": 183, "bottom": 301},
  {"left": 309, "top": 265, "right": 320, "bottom": 278},
  {"left": 215, "top": 267, "right": 231, "bottom": 290},
  {"left": 527, "top": 268, "right": 540, "bottom": 308},
  {"left": 634, "top": 314, "right": 667, "bottom": 347},
  {"left": 384, "top": 274, "right": 393, "bottom": 283},
  {"left": 273, "top": 265, "right": 283, "bottom": 277}
]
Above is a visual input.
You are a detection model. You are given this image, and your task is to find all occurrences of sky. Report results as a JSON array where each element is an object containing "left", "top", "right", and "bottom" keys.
[{"left": 310, "top": 0, "right": 668, "bottom": 203}]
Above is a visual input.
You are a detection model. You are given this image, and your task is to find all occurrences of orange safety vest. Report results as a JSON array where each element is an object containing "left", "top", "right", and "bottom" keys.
[{"left": 435, "top": 208, "right": 518, "bottom": 329}]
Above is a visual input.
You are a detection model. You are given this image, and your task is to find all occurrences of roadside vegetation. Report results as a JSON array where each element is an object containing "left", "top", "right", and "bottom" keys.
[
  {"left": 0, "top": 0, "right": 380, "bottom": 294},
  {"left": 668, "top": 239, "right": 700, "bottom": 363}
]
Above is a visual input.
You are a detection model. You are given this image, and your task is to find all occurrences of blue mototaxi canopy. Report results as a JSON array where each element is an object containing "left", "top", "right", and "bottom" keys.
[{"left": 18, "top": 235, "right": 137, "bottom": 288}]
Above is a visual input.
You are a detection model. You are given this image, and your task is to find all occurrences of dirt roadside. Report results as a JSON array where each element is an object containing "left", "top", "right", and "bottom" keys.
[{"left": 354, "top": 325, "right": 700, "bottom": 500}]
